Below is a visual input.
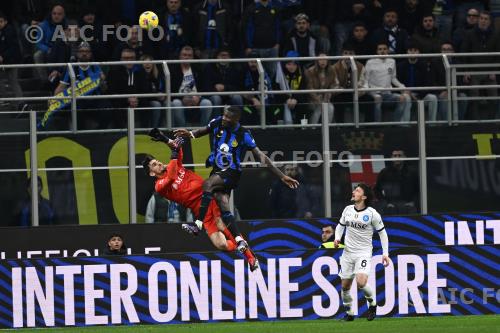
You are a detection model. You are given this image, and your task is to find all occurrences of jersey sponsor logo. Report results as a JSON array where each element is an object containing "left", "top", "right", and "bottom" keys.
[
  {"left": 363, "top": 215, "right": 369, "bottom": 222},
  {"left": 347, "top": 221, "right": 368, "bottom": 229},
  {"left": 172, "top": 168, "right": 186, "bottom": 190}
]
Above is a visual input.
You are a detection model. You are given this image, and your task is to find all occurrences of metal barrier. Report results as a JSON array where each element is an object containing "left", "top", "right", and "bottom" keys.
[
  {"left": 1, "top": 53, "right": 499, "bottom": 225},
  {"left": 0, "top": 52, "right": 499, "bottom": 130}
]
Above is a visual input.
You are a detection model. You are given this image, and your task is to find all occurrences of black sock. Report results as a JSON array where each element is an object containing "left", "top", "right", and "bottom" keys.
[
  {"left": 222, "top": 211, "right": 241, "bottom": 238},
  {"left": 197, "top": 191, "right": 213, "bottom": 222}
]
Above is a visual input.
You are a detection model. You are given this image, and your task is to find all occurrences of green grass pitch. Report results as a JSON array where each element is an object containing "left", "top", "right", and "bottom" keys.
[{"left": 5, "top": 315, "right": 500, "bottom": 333}]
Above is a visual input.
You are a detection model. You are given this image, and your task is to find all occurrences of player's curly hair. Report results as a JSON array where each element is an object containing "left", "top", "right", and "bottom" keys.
[
  {"left": 356, "top": 183, "right": 373, "bottom": 207},
  {"left": 142, "top": 155, "right": 154, "bottom": 176}
]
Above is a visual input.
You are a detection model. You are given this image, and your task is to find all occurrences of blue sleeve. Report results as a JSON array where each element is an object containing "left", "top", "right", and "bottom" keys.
[
  {"left": 207, "top": 116, "right": 221, "bottom": 130},
  {"left": 244, "top": 131, "right": 257, "bottom": 149}
]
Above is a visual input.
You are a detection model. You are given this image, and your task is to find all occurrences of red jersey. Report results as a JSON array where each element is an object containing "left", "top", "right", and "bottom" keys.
[{"left": 154, "top": 148, "right": 204, "bottom": 217}]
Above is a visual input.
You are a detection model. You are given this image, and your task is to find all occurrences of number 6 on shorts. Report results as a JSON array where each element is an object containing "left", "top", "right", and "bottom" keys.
[{"left": 354, "top": 257, "right": 371, "bottom": 275}]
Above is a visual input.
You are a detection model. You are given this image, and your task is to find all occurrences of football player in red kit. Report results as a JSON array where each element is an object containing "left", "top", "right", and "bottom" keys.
[{"left": 142, "top": 128, "right": 259, "bottom": 271}]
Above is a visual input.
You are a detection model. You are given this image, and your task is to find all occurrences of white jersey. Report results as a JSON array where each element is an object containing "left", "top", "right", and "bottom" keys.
[{"left": 339, "top": 205, "right": 385, "bottom": 256}]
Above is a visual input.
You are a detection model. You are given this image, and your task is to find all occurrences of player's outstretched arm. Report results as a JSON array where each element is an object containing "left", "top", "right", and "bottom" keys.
[
  {"left": 251, "top": 147, "right": 299, "bottom": 189},
  {"left": 148, "top": 128, "right": 174, "bottom": 142},
  {"left": 174, "top": 127, "right": 210, "bottom": 139}
]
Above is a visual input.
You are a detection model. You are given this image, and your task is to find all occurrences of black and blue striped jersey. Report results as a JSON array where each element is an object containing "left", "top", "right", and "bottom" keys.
[{"left": 206, "top": 116, "right": 257, "bottom": 171}]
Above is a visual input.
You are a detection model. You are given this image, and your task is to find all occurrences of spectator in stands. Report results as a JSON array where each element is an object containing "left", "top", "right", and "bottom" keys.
[
  {"left": 371, "top": 8, "right": 409, "bottom": 55},
  {"left": 171, "top": 45, "right": 212, "bottom": 126},
  {"left": 365, "top": 41, "right": 411, "bottom": 122},
  {"left": 112, "top": 25, "right": 149, "bottom": 60},
  {"left": 375, "top": 149, "right": 419, "bottom": 215},
  {"left": 193, "top": 0, "right": 232, "bottom": 59},
  {"left": 275, "top": 51, "right": 308, "bottom": 124},
  {"left": 47, "top": 20, "right": 81, "bottom": 89},
  {"left": 33, "top": 4, "right": 67, "bottom": 81},
  {"left": 433, "top": 42, "right": 468, "bottom": 120},
  {"left": 346, "top": 22, "right": 374, "bottom": 64},
  {"left": 107, "top": 48, "right": 151, "bottom": 128},
  {"left": 79, "top": 6, "right": 108, "bottom": 61},
  {"left": 452, "top": 7, "right": 480, "bottom": 51},
  {"left": 0, "top": 11, "right": 23, "bottom": 103},
  {"left": 203, "top": 47, "right": 244, "bottom": 116},
  {"left": 332, "top": 43, "right": 375, "bottom": 123},
  {"left": 412, "top": 13, "right": 442, "bottom": 54},
  {"left": 16, "top": 176, "right": 56, "bottom": 226},
  {"left": 145, "top": 192, "right": 193, "bottom": 223},
  {"left": 397, "top": 41, "right": 439, "bottom": 121},
  {"left": 454, "top": 0, "right": 489, "bottom": 31},
  {"left": 461, "top": 10, "right": 499, "bottom": 119},
  {"left": 242, "top": 0, "right": 281, "bottom": 79},
  {"left": 160, "top": 0, "right": 193, "bottom": 59},
  {"left": 398, "top": 0, "right": 426, "bottom": 35},
  {"left": 429, "top": 0, "right": 454, "bottom": 41},
  {"left": 302, "top": 0, "right": 334, "bottom": 55},
  {"left": 103, "top": 233, "right": 127, "bottom": 255},
  {"left": 319, "top": 224, "right": 344, "bottom": 248},
  {"left": 304, "top": 52, "right": 336, "bottom": 124},
  {"left": 242, "top": 54, "right": 275, "bottom": 125},
  {"left": 269, "top": 164, "right": 301, "bottom": 218},
  {"left": 13, "top": 1, "right": 48, "bottom": 60},
  {"left": 141, "top": 54, "right": 165, "bottom": 128},
  {"left": 282, "top": 13, "right": 320, "bottom": 68},
  {"left": 333, "top": 0, "right": 371, "bottom": 56},
  {"left": 54, "top": 42, "right": 110, "bottom": 129}
]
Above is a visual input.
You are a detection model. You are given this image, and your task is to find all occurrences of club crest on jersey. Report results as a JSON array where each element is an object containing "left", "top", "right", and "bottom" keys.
[
  {"left": 231, "top": 139, "right": 238, "bottom": 147},
  {"left": 216, "top": 143, "right": 232, "bottom": 169},
  {"left": 363, "top": 215, "right": 369, "bottom": 222}
]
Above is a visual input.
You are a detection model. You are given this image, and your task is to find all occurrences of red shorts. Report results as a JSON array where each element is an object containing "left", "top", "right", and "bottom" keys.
[{"left": 203, "top": 200, "right": 221, "bottom": 236}]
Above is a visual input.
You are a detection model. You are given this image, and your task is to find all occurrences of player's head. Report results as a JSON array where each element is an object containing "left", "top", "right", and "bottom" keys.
[
  {"left": 321, "top": 225, "right": 334, "bottom": 243},
  {"left": 142, "top": 154, "right": 166, "bottom": 177},
  {"left": 221, "top": 105, "right": 241, "bottom": 128},
  {"left": 352, "top": 183, "right": 373, "bottom": 207}
]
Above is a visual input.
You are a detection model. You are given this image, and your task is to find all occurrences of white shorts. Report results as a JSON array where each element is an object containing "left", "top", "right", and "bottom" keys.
[{"left": 338, "top": 253, "right": 371, "bottom": 280}]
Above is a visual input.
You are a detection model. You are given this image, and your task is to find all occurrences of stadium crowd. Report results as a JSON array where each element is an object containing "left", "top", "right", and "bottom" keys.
[{"left": 0, "top": 0, "right": 499, "bottom": 129}]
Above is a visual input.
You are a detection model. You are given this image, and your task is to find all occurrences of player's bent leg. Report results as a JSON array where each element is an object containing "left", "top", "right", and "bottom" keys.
[
  {"left": 209, "top": 231, "right": 236, "bottom": 251},
  {"left": 196, "top": 175, "right": 225, "bottom": 227}
]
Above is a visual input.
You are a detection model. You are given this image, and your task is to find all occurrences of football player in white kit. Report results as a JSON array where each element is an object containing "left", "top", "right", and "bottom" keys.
[{"left": 334, "top": 183, "right": 390, "bottom": 321}]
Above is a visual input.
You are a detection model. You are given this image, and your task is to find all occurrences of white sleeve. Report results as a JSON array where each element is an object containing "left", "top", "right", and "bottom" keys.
[
  {"left": 372, "top": 210, "right": 388, "bottom": 255},
  {"left": 335, "top": 208, "right": 347, "bottom": 241},
  {"left": 335, "top": 223, "right": 345, "bottom": 242},
  {"left": 378, "top": 228, "right": 389, "bottom": 256}
]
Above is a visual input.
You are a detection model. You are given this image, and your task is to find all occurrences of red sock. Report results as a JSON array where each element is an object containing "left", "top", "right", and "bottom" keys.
[
  {"left": 243, "top": 248, "right": 254, "bottom": 261},
  {"left": 222, "top": 226, "right": 235, "bottom": 242},
  {"left": 222, "top": 227, "right": 237, "bottom": 251},
  {"left": 226, "top": 240, "right": 237, "bottom": 251}
]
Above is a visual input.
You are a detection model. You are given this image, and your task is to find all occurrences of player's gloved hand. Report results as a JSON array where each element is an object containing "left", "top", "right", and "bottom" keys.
[
  {"left": 171, "top": 137, "right": 185, "bottom": 150},
  {"left": 169, "top": 137, "right": 185, "bottom": 159},
  {"left": 149, "top": 128, "right": 173, "bottom": 142}
]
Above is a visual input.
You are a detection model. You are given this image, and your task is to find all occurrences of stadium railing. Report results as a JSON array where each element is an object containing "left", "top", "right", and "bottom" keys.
[{"left": 0, "top": 53, "right": 499, "bottom": 225}]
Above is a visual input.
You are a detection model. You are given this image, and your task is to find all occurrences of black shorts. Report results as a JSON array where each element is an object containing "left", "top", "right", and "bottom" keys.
[{"left": 210, "top": 168, "right": 241, "bottom": 194}]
